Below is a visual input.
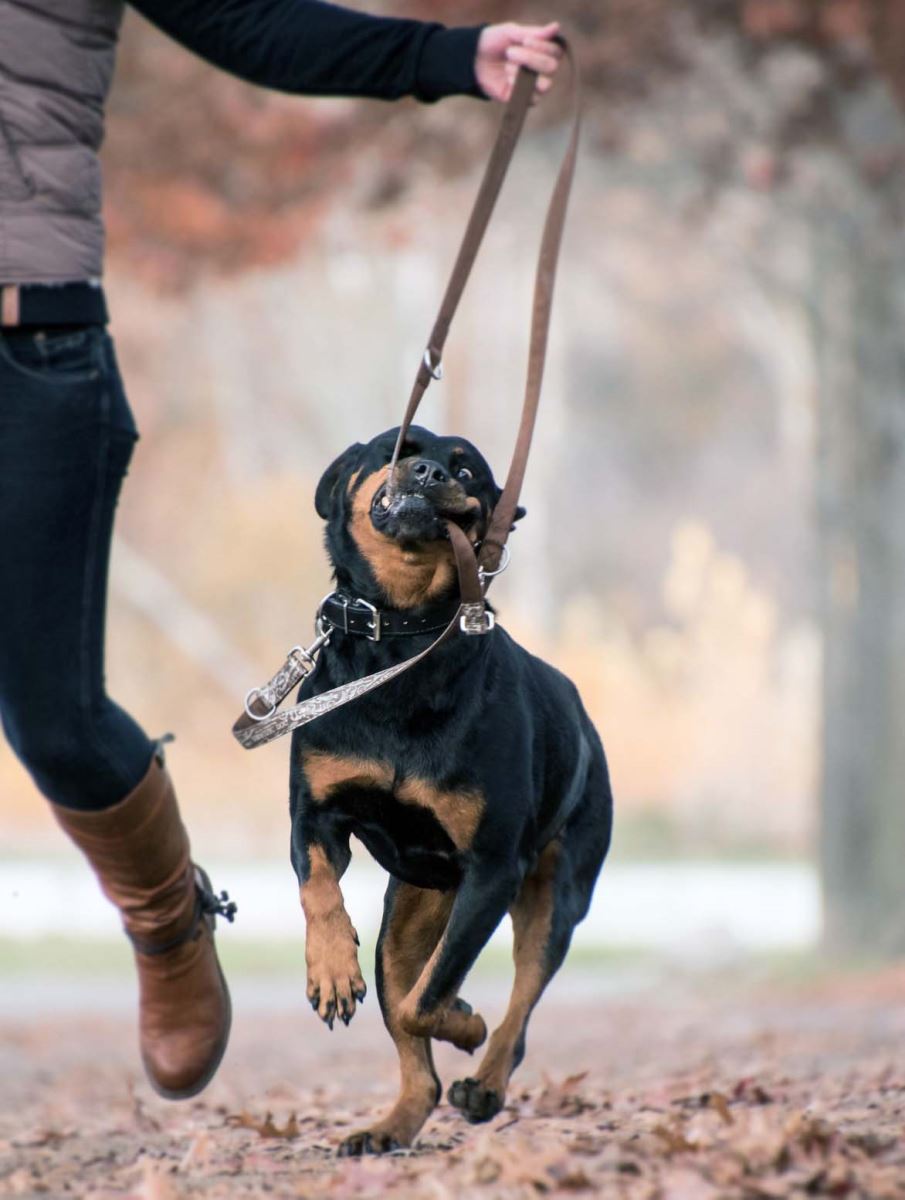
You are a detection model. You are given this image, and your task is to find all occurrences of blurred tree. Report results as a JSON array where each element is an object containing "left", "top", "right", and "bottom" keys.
[{"left": 812, "top": 0, "right": 905, "bottom": 955}]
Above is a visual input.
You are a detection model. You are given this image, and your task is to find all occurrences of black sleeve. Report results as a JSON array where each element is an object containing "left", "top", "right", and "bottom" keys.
[{"left": 127, "top": 0, "right": 487, "bottom": 102}]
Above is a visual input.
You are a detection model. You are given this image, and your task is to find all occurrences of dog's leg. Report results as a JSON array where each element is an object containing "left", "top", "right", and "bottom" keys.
[
  {"left": 449, "top": 753, "right": 613, "bottom": 1123},
  {"left": 338, "top": 880, "right": 455, "bottom": 1156},
  {"left": 297, "top": 835, "right": 366, "bottom": 1028},
  {"left": 394, "top": 863, "right": 520, "bottom": 1045},
  {"left": 448, "top": 840, "right": 561, "bottom": 1123}
]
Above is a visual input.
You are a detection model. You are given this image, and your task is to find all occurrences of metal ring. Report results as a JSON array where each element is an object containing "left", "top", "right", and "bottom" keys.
[
  {"left": 423, "top": 348, "right": 443, "bottom": 381},
  {"left": 480, "top": 544, "right": 511, "bottom": 579},
  {"left": 315, "top": 591, "right": 338, "bottom": 634},
  {"left": 244, "top": 688, "right": 276, "bottom": 722}
]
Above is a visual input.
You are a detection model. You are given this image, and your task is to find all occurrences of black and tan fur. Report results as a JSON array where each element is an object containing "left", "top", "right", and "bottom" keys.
[{"left": 289, "top": 426, "right": 612, "bottom": 1154}]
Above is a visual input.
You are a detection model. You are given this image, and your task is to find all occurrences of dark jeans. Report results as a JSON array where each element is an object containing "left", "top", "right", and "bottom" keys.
[{"left": 0, "top": 325, "right": 155, "bottom": 810}]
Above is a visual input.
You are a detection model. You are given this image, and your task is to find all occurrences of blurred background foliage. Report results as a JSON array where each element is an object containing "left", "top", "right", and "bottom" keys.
[{"left": 3, "top": 0, "right": 904, "bottom": 956}]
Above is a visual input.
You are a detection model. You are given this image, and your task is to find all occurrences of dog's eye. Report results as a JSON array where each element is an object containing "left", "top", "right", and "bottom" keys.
[{"left": 456, "top": 467, "right": 473, "bottom": 482}]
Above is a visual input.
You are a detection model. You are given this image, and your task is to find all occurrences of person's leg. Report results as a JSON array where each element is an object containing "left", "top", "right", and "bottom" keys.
[
  {"left": 0, "top": 325, "right": 153, "bottom": 806},
  {"left": 0, "top": 325, "right": 233, "bottom": 1098}
]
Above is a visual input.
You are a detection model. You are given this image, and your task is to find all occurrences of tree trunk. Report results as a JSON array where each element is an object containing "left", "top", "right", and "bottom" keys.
[{"left": 816, "top": 205, "right": 905, "bottom": 955}]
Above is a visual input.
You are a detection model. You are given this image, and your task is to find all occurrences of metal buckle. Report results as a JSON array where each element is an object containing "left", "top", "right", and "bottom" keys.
[
  {"left": 355, "top": 597, "right": 382, "bottom": 641},
  {"left": 423, "top": 347, "right": 443, "bottom": 381},
  {"left": 459, "top": 602, "right": 495, "bottom": 636}
]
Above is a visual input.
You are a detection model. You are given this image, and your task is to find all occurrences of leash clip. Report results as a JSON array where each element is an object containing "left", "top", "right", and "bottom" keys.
[
  {"left": 243, "top": 632, "right": 331, "bottom": 723},
  {"left": 459, "top": 602, "right": 495, "bottom": 636}
]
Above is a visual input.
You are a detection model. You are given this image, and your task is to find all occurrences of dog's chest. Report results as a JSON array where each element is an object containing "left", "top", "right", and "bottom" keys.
[{"left": 301, "top": 750, "right": 484, "bottom": 888}]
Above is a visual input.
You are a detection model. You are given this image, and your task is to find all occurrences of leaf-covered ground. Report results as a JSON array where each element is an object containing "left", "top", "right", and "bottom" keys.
[{"left": 2, "top": 965, "right": 905, "bottom": 1199}]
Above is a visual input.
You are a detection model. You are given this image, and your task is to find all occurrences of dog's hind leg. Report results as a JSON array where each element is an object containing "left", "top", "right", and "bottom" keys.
[
  {"left": 449, "top": 757, "right": 612, "bottom": 1124},
  {"left": 338, "top": 879, "right": 461, "bottom": 1156},
  {"left": 447, "top": 839, "right": 561, "bottom": 1124}
]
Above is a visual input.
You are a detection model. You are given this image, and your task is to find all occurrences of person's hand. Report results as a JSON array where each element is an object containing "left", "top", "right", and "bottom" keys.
[{"left": 474, "top": 21, "right": 564, "bottom": 103}]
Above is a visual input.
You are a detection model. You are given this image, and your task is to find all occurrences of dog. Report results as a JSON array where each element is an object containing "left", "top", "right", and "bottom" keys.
[{"left": 288, "top": 425, "right": 613, "bottom": 1156}]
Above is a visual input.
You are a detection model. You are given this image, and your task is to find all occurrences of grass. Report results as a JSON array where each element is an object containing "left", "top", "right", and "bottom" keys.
[{"left": 0, "top": 934, "right": 654, "bottom": 980}]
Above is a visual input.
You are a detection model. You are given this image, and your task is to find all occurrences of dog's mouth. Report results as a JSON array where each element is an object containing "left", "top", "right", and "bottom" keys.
[{"left": 370, "top": 484, "right": 478, "bottom": 544}]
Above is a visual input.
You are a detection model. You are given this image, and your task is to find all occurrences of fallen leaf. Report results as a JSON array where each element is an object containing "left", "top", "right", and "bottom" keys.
[
  {"left": 533, "top": 1072, "right": 595, "bottom": 1117},
  {"left": 704, "top": 1092, "right": 734, "bottom": 1126},
  {"left": 733, "top": 1079, "right": 774, "bottom": 1106},
  {"left": 654, "top": 1122, "right": 698, "bottom": 1154},
  {"left": 225, "top": 1110, "right": 300, "bottom": 1140},
  {"left": 11, "top": 1127, "right": 69, "bottom": 1148}
]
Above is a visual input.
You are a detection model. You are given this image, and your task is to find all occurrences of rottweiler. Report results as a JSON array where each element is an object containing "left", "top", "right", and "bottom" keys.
[{"left": 289, "top": 424, "right": 613, "bottom": 1156}]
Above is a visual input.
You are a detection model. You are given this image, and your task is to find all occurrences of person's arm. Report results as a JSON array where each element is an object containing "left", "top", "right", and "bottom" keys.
[{"left": 128, "top": 0, "right": 485, "bottom": 102}]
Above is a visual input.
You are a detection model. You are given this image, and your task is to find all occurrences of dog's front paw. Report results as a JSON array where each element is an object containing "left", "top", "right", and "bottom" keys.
[
  {"left": 307, "top": 974, "right": 367, "bottom": 1029},
  {"left": 306, "top": 934, "right": 367, "bottom": 1029},
  {"left": 448, "top": 1076, "right": 504, "bottom": 1124}
]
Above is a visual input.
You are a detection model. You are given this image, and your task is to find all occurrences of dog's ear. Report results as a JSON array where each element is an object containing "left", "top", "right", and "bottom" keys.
[{"left": 315, "top": 443, "right": 364, "bottom": 520}]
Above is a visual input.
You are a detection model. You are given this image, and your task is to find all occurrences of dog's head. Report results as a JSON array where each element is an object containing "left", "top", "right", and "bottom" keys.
[{"left": 315, "top": 426, "right": 524, "bottom": 609}]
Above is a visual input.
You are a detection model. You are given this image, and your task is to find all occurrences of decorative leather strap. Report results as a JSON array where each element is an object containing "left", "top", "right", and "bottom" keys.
[{"left": 232, "top": 523, "right": 480, "bottom": 748}]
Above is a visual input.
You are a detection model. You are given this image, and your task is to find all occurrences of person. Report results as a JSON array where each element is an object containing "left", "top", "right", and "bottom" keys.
[{"left": 0, "top": 1, "right": 563, "bottom": 1101}]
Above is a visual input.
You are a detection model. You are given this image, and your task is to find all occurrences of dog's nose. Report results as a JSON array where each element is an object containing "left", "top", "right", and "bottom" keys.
[{"left": 412, "top": 459, "right": 449, "bottom": 486}]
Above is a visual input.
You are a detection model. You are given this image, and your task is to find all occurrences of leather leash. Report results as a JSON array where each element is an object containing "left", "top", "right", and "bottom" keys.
[
  {"left": 233, "top": 44, "right": 581, "bottom": 750},
  {"left": 390, "top": 38, "right": 582, "bottom": 591}
]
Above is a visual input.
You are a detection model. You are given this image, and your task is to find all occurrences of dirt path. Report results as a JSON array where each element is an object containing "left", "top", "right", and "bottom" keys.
[{"left": 2, "top": 967, "right": 905, "bottom": 1199}]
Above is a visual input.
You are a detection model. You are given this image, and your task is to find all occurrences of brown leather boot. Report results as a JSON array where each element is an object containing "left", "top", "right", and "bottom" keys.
[{"left": 51, "top": 751, "right": 234, "bottom": 1099}]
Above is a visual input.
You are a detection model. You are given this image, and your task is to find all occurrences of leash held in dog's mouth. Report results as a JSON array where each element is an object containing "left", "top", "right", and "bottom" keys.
[{"left": 370, "top": 483, "right": 479, "bottom": 543}]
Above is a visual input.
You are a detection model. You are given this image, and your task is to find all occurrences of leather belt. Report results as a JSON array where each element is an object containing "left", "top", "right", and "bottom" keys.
[
  {"left": 320, "top": 593, "right": 463, "bottom": 640},
  {"left": 0, "top": 281, "right": 109, "bottom": 328}
]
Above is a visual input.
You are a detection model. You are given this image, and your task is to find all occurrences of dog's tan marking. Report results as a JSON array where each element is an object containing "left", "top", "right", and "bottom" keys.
[
  {"left": 382, "top": 885, "right": 454, "bottom": 1013},
  {"left": 346, "top": 468, "right": 362, "bottom": 494},
  {"left": 463, "top": 495, "right": 483, "bottom": 544},
  {"left": 300, "top": 844, "right": 366, "bottom": 1024},
  {"left": 349, "top": 467, "right": 459, "bottom": 608},
  {"left": 396, "top": 777, "right": 484, "bottom": 850},
  {"left": 302, "top": 749, "right": 393, "bottom": 801},
  {"left": 302, "top": 754, "right": 483, "bottom": 851},
  {"left": 466, "top": 840, "right": 561, "bottom": 1100}
]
